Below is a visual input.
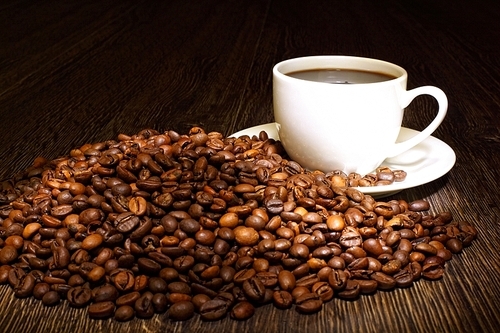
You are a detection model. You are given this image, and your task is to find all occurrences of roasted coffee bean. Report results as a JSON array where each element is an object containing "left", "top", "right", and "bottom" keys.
[
  {"left": 409, "top": 200, "right": 430, "bottom": 212},
  {"left": 328, "top": 269, "right": 348, "bottom": 291},
  {"left": 289, "top": 244, "right": 309, "bottom": 259},
  {"left": 33, "top": 282, "right": 51, "bottom": 299},
  {"left": 81, "top": 233, "right": 103, "bottom": 251},
  {"left": 273, "top": 290, "right": 293, "bottom": 309},
  {"left": 233, "top": 268, "right": 256, "bottom": 284},
  {"left": 149, "top": 276, "right": 168, "bottom": 293},
  {"left": 337, "top": 279, "right": 360, "bottom": 300},
  {"left": 42, "top": 290, "right": 61, "bottom": 306},
  {"left": 116, "top": 291, "right": 141, "bottom": 307},
  {"left": 278, "top": 270, "right": 296, "bottom": 291},
  {"left": 199, "top": 298, "right": 229, "bottom": 321},
  {"left": 168, "top": 281, "right": 191, "bottom": 294},
  {"left": 348, "top": 257, "right": 369, "bottom": 271},
  {"left": 265, "top": 198, "right": 284, "bottom": 215},
  {"left": 295, "top": 292, "right": 323, "bottom": 314},
  {"left": 152, "top": 293, "right": 169, "bottom": 313},
  {"left": 256, "top": 271, "right": 278, "bottom": 288},
  {"left": 437, "top": 248, "right": 453, "bottom": 261},
  {"left": 234, "top": 227, "right": 259, "bottom": 246},
  {"left": 88, "top": 301, "right": 116, "bottom": 319},
  {"left": 14, "top": 273, "right": 36, "bottom": 298},
  {"left": 114, "top": 270, "right": 135, "bottom": 291},
  {"left": 422, "top": 257, "right": 445, "bottom": 280},
  {"left": 290, "top": 286, "right": 309, "bottom": 301},
  {"left": 114, "top": 212, "right": 140, "bottom": 233},
  {"left": 317, "top": 266, "right": 333, "bottom": 281},
  {"left": 169, "top": 301, "right": 195, "bottom": 321},
  {"left": 137, "top": 257, "right": 161, "bottom": 274},
  {"left": 296, "top": 274, "right": 320, "bottom": 289},
  {"left": 8, "top": 267, "right": 26, "bottom": 288},
  {"left": 129, "top": 197, "right": 147, "bottom": 216},
  {"left": 415, "top": 243, "right": 438, "bottom": 256},
  {"left": 115, "top": 305, "right": 135, "bottom": 322},
  {"left": 192, "top": 293, "right": 211, "bottom": 311},
  {"left": 392, "top": 250, "right": 410, "bottom": 268},
  {"left": 134, "top": 275, "right": 149, "bottom": 291},
  {"left": 135, "top": 292, "right": 155, "bottom": 318},
  {"left": 371, "top": 272, "right": 397, "bottom": 290},
  {"left": 382, "top": 260, "right": 402, "bottom": 275},
  {"left": 5, "top": 235, "right": 24, "bottom": 250},
  {"left": 311, "top": 281, "right": 334, "bottom": 302},
  {"left": 0, "top": 245, "right": 18, "bottom": 265},
  {"left": 92, "top": 283, "right": 119, "bottom": 302},
  {"left": 445, "top": 238, "right": 463, "bottom": 254},
  {"left": 67, "top": 286, "right": 92, "bottom": 307},
  {"left": 355, "top": 279, "right": 378, "bottom": 294},
  {"left": 393, "top": 268, "right": 414, "bottom": 288},
  {"left": 173, "top": 255, "right": 195, "bottom": 272},
  {"left": 328, "top": 256, "right": 345, "bottom": 270},
  {"left": 159, "top": 267, "right": 179, "bottom": 282},
  {"left": 169, "top": 292, "right": 192, "bottom": 304},
  {"left": 68, "top": 274, "right": 85, "bottom": 287},
  {"left": 242, "top": 276, "right": 266, "bottom": 301},
  {"left": 340, "top": 227, "right": 362, "bottom": 247},
  {"left": 87, "top": 266, "right": 106, "bottom": 283},
  {"left": 230, "top": 301, "right": 255, "bottom": 320},
  {"left": 179, "top": 218, "right": 201, "bottom": 234}
]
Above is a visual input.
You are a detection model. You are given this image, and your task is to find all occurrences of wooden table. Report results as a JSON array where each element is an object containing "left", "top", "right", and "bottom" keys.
[{"left": 1, "top": 0, "right": 499, "bottom": 332}]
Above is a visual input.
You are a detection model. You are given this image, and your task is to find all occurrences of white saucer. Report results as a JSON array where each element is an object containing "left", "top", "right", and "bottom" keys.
[{"left": 230, "top": 123, "right": 456, "bottom": 198}]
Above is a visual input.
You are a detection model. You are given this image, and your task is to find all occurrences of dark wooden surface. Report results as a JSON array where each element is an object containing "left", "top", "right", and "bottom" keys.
[{"left": 1, "top": 0, "right": 500, "bottom": 332}]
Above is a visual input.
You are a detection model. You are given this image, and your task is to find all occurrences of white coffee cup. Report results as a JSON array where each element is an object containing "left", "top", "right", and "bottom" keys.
[{"left": 273, "top": 55, "right": 448, "bottom": 175}]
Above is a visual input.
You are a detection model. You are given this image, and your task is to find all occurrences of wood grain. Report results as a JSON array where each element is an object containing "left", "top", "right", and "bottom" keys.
[{"left": 1, "top": 0, "right": 500, "bottom": 332}]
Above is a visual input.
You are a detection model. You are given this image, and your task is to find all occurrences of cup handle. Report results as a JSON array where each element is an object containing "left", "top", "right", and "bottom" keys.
[{"left": 387, "top": 86, "right": 448, "bottom": 157}]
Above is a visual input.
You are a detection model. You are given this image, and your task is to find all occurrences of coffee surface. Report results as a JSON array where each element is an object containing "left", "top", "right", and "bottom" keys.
[{"left": 287, "top": 68, "right": 397, "bottom": 84}]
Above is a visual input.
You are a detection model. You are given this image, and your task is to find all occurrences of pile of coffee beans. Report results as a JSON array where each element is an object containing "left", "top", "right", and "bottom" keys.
[{"left": 0, "top": 127, "right": 477, "bottom": 322}]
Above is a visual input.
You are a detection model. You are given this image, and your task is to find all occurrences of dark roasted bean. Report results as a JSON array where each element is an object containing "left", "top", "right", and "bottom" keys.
[
  {"left": 115, "top": 305, "right": 135, "bottom": 322},
  {"left": 135, "top": 292, "right": 155, "bottom": 318},
  {"left": 14, "top": 273, "right": 36, "bottom": 298},
  {"left": 408, "top": 200, "right": 430, "bottom": 212},
  {"left": 311, "top": 281, "right": 334, "bottom": 301},
  {"left": 230, "top": 301, "right": 255, "bottom": 320},
  {"left": 371, "top": 272, "right": 397, "bottom": 290},
  {"left": 33, "top": 282, "right": 51, "bottom": 299},
  {"left": 88, "top": 301, "right": 116, "bottom": 319},
  {"left": 169, "top": 301, "right": 195, "bottom": 321},
  {"left": 0, "top": 245, "right": 18, "bottom": 265},
  {"left": 272, "top": 290, "right": 293, "bottom": 309},
  {"left": 355, "top": 279, "right": 378, "bottom": 294},
  {"left": 67, "top": 286, "right": 92, "bottom": 308},
  {"left": 328, "top": 269, "right": 348, "bottom": 291},
  {"left": 152, "top": 293, "right": 169, "bottom": 313},
  {"left": 199, "top": 298, "right": 228, "bottom": 321},
  {"left": 337, "top": 279, "right": 360, "bottom": 300},
  {"left": 42, "top": 290, "right": 61, "bottom": 306},
  {"left": 116, "top": 291, "right": 141, "bottom": 307},
  {"left": 295, "top": 292, "right": 323, "bottom": 314},
  {"left": 92, "top": 284, "right": 119, "bottom": 302},
  {"left": 242, "top": 276, "right": 266, "bottom": 301}
]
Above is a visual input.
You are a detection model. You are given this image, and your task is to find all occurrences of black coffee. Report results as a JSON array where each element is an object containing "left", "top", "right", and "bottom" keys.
[{"left": 287, "top": 68, "right": 397, "bottom": 84}]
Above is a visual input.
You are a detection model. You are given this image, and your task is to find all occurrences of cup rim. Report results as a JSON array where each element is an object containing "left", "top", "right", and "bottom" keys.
[{"left": 273, "top": 55, "right": 408, "bottom": 85}]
